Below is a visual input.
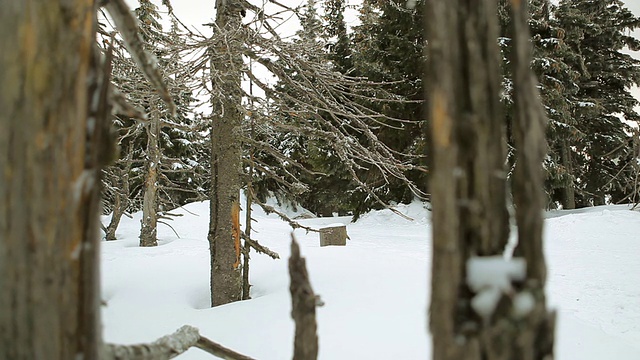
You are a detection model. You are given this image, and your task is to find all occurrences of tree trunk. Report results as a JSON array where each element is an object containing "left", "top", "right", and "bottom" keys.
[
  {"left": 426, "top": 0, "right": 554, "bottom": 358},
  {"left": 0, "top": 1, "right": 102, "bottom": 358},
  {"left": 106, "top": 152, "right": 132, "bottom": 241},
  {"left": 140, "top": 102, "right": 160, "bottom": 247},
  {"left": 560, "top": 140, "right": 576, "bottom": 209},
  {"left": 242, "top": 187, "right": 253, "bottom": 300},
  {"left": 289, "top": 235, "right": 319, "bottom": 360},
  {"left": 209, "top": 0, "right": 244, "bottom": 306}
]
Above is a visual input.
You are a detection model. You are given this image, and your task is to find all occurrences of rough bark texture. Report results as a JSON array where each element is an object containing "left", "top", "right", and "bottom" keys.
[
  {"left": 560, "top": 140, "right": 575, "bottom": 209},
  {"left": 509, "top": 2, "right": 556, "bottom": 356},
  {"left": 140, "top": 102, "right": 161, "bottom": 247},
  {"left": 242, "top": 188, "right": 253, "bottom": 300},
  {"left": 209, "top": 0, "right": 244, "bottom": 306},
  {"left": 289, "top": 235, "right": 319, "bottom": 360},
  {"left": 319, "top": 226, "right": 347, "bottom": 247},
  {"left": 0, "top": 1, "right": 102, "bottom": 358},
  {"left": 426, "top": 0, "right": 555, "bottom": 359},
  {"left": 106, "top": 152, "right": 132, "bottom": 241}
]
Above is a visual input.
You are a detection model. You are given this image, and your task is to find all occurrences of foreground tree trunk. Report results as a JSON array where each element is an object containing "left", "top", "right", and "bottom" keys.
[
  {"left": 426, "top": 0, "right": 555, "bottom": 358},
  {"left": 0, "top": 1, "right": 102, "bottom": 358},
  {"left": 208, "top": 0, "right": 244, "bottom": 306},
  {"left": 289, "top": 235, "right": 319, "bottom": 360}
]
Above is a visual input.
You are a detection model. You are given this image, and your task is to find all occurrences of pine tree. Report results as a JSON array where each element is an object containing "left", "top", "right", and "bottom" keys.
[
  {"left": 556, "top": 0, "right": 640, "bottom": 206},
  {"left": 529, "top": 0, "right": 583, "bottom": 209},
  {"left": 350, "top": 0, "right": 427, "bottom": 211},
  {"left": 325, "top": 0, "right": 353, "bottom": 73}
]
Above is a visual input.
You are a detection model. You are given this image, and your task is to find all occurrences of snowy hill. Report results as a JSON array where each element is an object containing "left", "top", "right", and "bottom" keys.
[{"left": 101, "top": 202, "right": 640, "bottom": 359}]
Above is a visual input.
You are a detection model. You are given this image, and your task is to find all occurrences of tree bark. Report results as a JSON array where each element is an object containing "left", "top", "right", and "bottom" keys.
[
  {"left": 106, "top": 151, "right": 133, "bottom": 241},
  {"left": 510, "top": 1, "right": 556, "bottom": 355},
  {"left": 289, "top": 235, "right": 319, "bottom": 360},
  {"left": 426, "top": 0, "right": 554, "bottom": 358},
  {"left": 0, "top": 1, "right": 102, "bottom": 358},
  {"left": 140, "top": 101, "right": 161, "bottom": 247},
  {"left": 560, "top": 140, "right": 575, "bottom": 209},
  {"left": 209, "top": 0, "right": 244, "bottom": 306}
]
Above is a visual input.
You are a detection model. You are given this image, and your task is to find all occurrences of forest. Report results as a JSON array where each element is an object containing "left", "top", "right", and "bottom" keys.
[{"left": 1, "top": 0, "right": 640, "bottom": 359}]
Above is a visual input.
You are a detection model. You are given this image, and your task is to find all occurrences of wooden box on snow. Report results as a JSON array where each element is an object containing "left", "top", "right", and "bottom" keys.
[{"left": 319, "top": 224, "right": 347, "bottom": 247}]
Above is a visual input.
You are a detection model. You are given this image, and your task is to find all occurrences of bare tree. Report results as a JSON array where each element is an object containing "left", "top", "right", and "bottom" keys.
[
  {"left": 181, "top": 0, "right": 427, "bottom": 305},
  {"left": 101, "top": 9, "right": 209, "bottom": 244},
  {"left": 207, "top": 0, "right": 246, "bottom": 306},
  {"left": 426, "top": 0, "right": 555, "bottom": 358}
]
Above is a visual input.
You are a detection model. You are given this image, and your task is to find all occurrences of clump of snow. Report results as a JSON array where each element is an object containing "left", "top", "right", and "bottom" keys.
[
  {"left": 470, "top": 287, "right": 502, "bottom": 321},
  {"left": 466, "top": 256, "right": 526, "bottom": 293},
  {"left": 466, "top": 256, "right": 527, "bottom": 320},
  {"left": 512, "top": 291, "right": 536, "bottom": 318}
]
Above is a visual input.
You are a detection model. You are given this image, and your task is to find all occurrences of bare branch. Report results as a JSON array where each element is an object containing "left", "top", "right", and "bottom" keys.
[
  {"left": 252, "top": 196, "right": 319, "bottom": 233},
  {"left": 102, "top": 0, "right": 177, "bottom": 116},
  {"left": 103, "top": 325, "right": 256, "bottom": 360},
  {"left": 241, "top": 232, "right": 280, "bottom": 259}
]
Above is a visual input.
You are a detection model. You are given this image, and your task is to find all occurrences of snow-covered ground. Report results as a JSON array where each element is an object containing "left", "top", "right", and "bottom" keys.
[{"left": 101, "top": 200, "right": 640, "bottom": 359}]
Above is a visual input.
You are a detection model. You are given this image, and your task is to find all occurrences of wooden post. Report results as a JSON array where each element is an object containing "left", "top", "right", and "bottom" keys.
[{"left": 319, "top": 224, "right": 347, "bottom": 247}]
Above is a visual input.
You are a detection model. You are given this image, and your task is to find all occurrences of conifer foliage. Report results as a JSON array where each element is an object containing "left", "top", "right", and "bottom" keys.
[{"left": 555, "top": 0, "right": 640, "bottom": 207}]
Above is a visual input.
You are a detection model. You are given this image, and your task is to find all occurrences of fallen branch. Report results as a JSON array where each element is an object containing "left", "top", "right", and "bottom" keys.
[{"left": 103, "top": 325, "right": 255, "bottom": 360}]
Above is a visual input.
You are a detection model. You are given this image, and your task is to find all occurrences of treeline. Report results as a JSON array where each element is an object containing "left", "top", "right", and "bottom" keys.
[{"left": 102, "top": 0, "right": 640, "bottom": 239}]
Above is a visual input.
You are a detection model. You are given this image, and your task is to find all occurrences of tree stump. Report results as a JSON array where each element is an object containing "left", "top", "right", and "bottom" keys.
[{"left": 319, "top": 224, "right": 347, "bottom": 247}]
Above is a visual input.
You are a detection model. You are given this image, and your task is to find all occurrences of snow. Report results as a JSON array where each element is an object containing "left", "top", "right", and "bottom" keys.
[
  {"left": 512, "top": 291, "right": 536, "bottom": 319},
  {"left": 322, "top": 223, "right": 347, "bottom": 228},
  {"left": 466, "top": 256, "right": 527, "bottom": 321},
  {"left": 102, "top": 202, "right": 640, "bottom": 359},
  {"left": 466, "top": 256, "right": 526, "bottom": 292},
  {"left": 470, "top": 287, "right": 503, "bottom": 321}
]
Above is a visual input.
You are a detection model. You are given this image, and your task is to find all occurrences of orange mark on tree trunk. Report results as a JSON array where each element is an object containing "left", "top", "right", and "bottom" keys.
[
  {"left": 232, "top": 200, "right": 241, "bottom": 269},
  {"left": 432, "top": 89, "right": 452, "bottom": 148}
]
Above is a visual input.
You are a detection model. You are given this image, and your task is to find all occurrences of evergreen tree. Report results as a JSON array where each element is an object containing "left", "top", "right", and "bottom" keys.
[
  {"left": 555, "top": 0, "right": 640, "bottom": 206},
  {"left": 325, "top": 0, "right": 353, "bottom": 73},
  {"left": 350, "top": 0, "right": 427, "bottom": 209},
  {"left": 528, "top": 0, "right": 584, "bottom": 209}
]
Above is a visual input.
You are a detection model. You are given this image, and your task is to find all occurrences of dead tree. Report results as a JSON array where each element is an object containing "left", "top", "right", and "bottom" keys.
[
  {"left": 182, "top": 0, "right": 427, "bottom": 305},
  {"left": 104, "top": 145, "right": 133, "bottom": 241},
  {"left": 426, "top": 0, "right": 555, "bottom": 359},
  {"left": 208, "top": 0, "right": 246, "bottom": 306}
]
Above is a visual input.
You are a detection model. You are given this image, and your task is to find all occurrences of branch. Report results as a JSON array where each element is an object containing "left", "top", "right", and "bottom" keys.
[
  {"left": 103, "top": 325, "right": 255, "bottom": 360},
  {"left": 241, "top": 232, "right": 280, "bottom": 259},
  {"left": 252, "top": 196, "right": 319, "bottom": 233},
  {"left": 102, "top": 0, "right": 176, "bottom": 116}
]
